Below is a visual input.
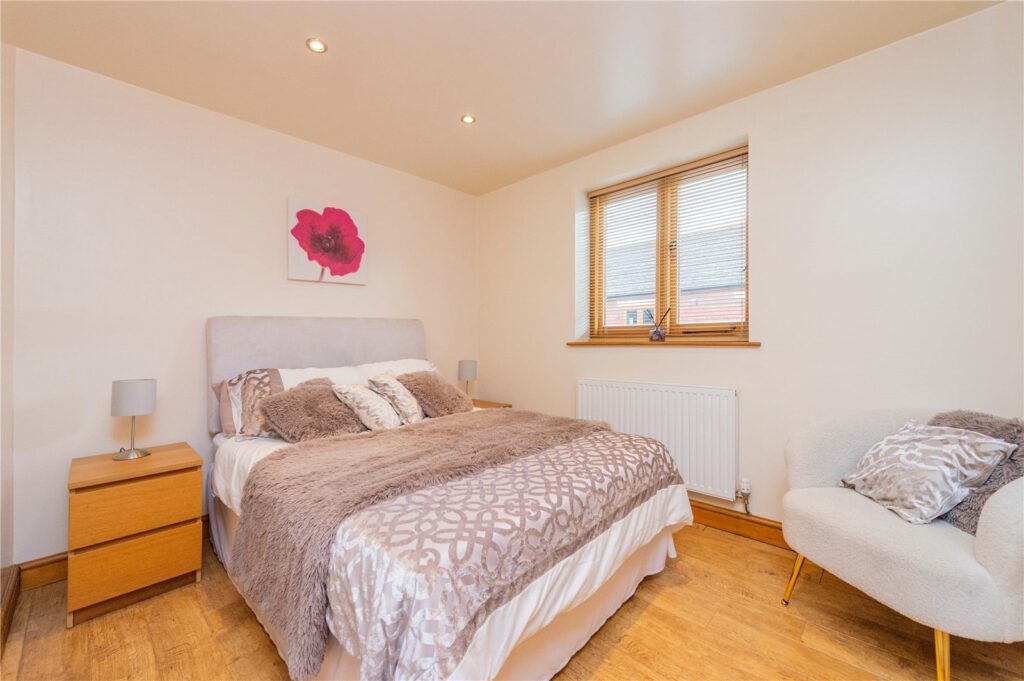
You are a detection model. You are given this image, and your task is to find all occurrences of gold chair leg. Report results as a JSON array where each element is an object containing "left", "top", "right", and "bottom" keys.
[
  {"left": 934, "top": 629, "right": 950, "bottom": 681},
  {"left": 781, "top": 553, "right": 805, "bottom": 605}
]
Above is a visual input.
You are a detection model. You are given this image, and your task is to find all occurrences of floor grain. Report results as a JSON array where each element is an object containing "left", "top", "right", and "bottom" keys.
[{"left": 2, "top": 525, "right": 1020, "bottom": 680}]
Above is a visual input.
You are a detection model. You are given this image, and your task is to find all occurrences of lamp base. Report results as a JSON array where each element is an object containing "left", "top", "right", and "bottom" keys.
[{"left": 113, "top": 447, "right": 151, "bottom": 461}]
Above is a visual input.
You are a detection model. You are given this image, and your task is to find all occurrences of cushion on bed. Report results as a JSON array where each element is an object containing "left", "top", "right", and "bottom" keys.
[
  {"left": 238, "top": 369, "right": 286, "bottom": 437},
  {"left": 259, "top": 379, "right": 366, "bottom": 442},
  {"left": 369, "top": 372, "right": 425, "bottom": 424},
  {"left": 214, "top": 359, "right": 436, "bottom": 434},
  {"left": 216, "top": 368, "right": 286, "bottom": 438},
  {"left": 212, "top": 380, "right": 235, "bottom": 437},
  {"left": 334, "top": 383, "right": 403, "bottom": 430},
  {"left": 397, "top": 371, "right": 474, "bottom": 418}
]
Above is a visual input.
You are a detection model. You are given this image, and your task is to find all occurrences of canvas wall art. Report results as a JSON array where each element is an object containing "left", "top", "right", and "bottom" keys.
[{"left": 287, "top": 198, "right": 368, "bottom": 285}]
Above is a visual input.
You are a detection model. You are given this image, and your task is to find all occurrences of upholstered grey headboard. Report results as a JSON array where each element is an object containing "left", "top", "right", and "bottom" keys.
[{"left": 206, "top": 316, "right": 426, "bottom": 433}]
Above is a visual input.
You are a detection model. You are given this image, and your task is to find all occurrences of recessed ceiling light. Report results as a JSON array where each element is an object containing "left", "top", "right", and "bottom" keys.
[
  {"left": 461, "top": 114, "right": 476, "bottom": 125},
  {"left": 306, "top": 38, "right": 327, "bottom": 54}
]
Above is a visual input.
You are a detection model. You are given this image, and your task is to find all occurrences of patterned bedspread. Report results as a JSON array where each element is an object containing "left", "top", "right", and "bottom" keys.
[{"left": 325, "top": 429, "right": 685, "bottom": 681}]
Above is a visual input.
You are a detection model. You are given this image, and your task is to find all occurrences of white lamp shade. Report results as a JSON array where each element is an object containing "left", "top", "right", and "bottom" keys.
[
  {"left": 111, "top": 379, "right": 156, "bottom": 417},
  {"left": 458, "top": 360, "right": 477, "bottom": 382}
]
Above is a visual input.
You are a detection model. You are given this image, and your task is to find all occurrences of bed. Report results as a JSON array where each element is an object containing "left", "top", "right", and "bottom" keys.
[{"left": 206, "top": 316, "right": 693, "bottom": 681}]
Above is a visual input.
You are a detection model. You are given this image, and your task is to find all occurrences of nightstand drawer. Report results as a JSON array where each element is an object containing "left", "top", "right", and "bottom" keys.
[
  {"left": 67, "top": 520, "right": 202, "bottom": 611},
  {"left": 68, "top": 468, "right": 201, "bottom": 549}
]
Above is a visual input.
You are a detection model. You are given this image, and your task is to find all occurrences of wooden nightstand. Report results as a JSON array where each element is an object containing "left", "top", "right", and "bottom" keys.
[
  {"left": 66, "top": 442, "right": 203, "bottom": 627},
  {"left": 473, "top": 399, "right": 512, "bottom": 409}
]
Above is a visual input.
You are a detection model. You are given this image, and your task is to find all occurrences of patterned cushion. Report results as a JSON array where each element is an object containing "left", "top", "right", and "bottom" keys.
[
  {"left": 334, "top": 384, "right": 403, "bottom": 431},
  {"left": 222, "top": 368, "right": 285, "bottom": 438},
  {"left": 368, "top": 373, "right": 425, "bottom": 425},
  {"left": 841, "top": 422, "right": 1016, "bottom": 524}
]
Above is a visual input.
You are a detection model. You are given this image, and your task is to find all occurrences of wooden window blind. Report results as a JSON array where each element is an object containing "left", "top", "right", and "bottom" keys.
[{"left": 588, "top": 146, "right": 748, "bottom": 340}]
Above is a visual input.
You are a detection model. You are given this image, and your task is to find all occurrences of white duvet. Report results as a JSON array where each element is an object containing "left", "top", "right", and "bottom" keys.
[{"left": 212, "top": 433, "right": 288, "bottom": 515}]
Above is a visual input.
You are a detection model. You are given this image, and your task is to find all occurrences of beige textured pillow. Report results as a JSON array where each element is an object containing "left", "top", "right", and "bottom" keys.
[
  {"left": 396, "top": 371, "right": 473, "bottom": 418},
  {"left": 259, "top": 379, "right": 365, "bottom": 443},
  {"left": 212, "top": 381, "right": 235, "bottom": 437},
  {"left": 841, "top": 422, "right": 1016, "bottom": 524},
  {"left": 368, "top": 372, "right": 425, "bottom": 425},
  {"left": 333, "top": 384, "right": 403, "bottom": 431}
]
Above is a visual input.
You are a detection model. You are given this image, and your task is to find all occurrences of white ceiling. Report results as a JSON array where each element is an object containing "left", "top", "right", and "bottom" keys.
[{"left": 2, "top": 1, "right": 992, "bottom": 194}]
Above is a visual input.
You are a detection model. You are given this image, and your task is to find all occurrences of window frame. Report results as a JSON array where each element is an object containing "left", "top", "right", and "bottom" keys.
[{"left": 588, "top": 146, "right": 749, "bottom": 342}]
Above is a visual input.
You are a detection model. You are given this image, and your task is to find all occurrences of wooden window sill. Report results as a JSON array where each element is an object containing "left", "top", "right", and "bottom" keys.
[{"left": 566, "top": 339, "right": 761, "bottom": 348}]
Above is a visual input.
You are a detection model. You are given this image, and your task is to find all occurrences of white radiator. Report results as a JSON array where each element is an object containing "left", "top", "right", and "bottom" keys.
[{"left": 576, "top": 379, "right": 738, "bottom": 500}]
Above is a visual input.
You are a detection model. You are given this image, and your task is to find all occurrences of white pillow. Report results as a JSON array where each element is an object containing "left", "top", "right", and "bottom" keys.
[
  {"left": 333, "top": 384, "right": 403, "bottom": 431},
  {"left": 368, "top": 372, "right": 425, "bottom": 425},
  {"left": 841, "top": 421, "right": 1015, "bottom": 524},
  {"left": 279, "top": 366, "right": 364, "bottom": 389},
  {"left": 356, "top": 358, "right": 436, "bottom": 381},
  {"left": 278, "top": 359, "right": 435, "bottom": 389}
]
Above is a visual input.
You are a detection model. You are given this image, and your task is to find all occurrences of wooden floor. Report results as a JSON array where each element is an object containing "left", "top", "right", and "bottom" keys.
[{"left": 3, "top": 524, "right": 1021, "bottom": 681}]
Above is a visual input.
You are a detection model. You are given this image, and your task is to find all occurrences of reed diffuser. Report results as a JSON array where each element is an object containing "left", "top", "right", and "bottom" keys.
[{"left": 649, "top": 308, "right": 671, "bottom": 342}]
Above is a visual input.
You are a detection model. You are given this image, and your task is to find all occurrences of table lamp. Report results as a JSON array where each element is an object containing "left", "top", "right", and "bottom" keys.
[
  {"left": 111, "top": 379, "right": 156, "bottom": 460},
  {"left": 458, "top": 360, "right": 477, "bottom": 396}
]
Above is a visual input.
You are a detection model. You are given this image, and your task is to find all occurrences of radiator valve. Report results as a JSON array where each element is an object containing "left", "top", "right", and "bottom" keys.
[{"left": 738, "top": 478, "right": 752, "bottom": 515}]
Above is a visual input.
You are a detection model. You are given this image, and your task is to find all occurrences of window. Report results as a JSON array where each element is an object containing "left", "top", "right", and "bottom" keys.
[{"left": 588, "top": 147, "right": 748, "bottom": 341}]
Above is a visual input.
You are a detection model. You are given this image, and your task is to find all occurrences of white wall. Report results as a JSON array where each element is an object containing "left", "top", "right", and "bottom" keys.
[
  {"left": 11, "top": 50, "right": 478, "bottom": 562},
  {"left": 474, "top": 4, "right": 1024, "bottom": 520},
  {"left": 1, "top": 44, "right": 15, "bottom": 568},
  {"left": 8, "top": 4, "right": 1022, "bottom": 561}
]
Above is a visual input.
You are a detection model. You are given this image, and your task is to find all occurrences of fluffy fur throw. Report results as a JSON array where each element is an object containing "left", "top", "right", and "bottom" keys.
[
  {"left": 930, "top": 410, "right": 1023, "bottom": 534},
  {"left": 230, "top": 409, "right": 609, "bottom": 680},
  {"left": 259, "top": 379, "right": 366, "bottom": 443},
  {"left": 396, "top": 370, "right": 474, "bottom": 417}
]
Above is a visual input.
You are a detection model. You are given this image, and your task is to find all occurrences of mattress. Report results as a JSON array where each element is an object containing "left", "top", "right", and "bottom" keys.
[{"left": 210, "top": 430, "right": 692, "bottom": 680}]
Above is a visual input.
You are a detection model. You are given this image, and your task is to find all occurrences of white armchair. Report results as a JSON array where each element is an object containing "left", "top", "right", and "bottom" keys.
[{"left": 781, "top": 409, "right": 1023, "bottom": 681}]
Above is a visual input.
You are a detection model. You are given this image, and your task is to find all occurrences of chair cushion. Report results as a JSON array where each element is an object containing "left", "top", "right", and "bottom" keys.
[
  {"left": 840, "top": 422, "right": 1015, "bottom": 524},
  {"left": 783, "top": 487, "right": 1007, "bottom": 641}
]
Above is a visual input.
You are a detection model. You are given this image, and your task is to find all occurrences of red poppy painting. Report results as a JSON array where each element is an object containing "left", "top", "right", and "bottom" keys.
[{"left": 287, "top": 200, "right": 368, "bottom": 284}]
